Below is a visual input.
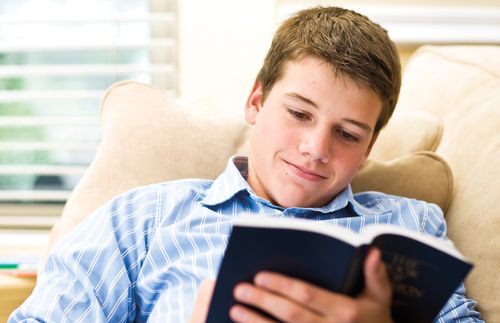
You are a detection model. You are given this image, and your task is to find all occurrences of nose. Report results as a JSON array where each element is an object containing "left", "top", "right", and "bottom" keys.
[{"left": 298, "top": 127, "right": 332, "bottom": 163}]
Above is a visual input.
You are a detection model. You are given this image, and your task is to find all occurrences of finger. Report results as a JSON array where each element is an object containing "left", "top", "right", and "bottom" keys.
[
  {"left": 362, "top": 248, "right": 392, "bottom": 304},
  {"left": 229, "top": 304, "right": 277, "bottom": 323},
  {"left": 252, "top": 272, "right": 353, "bottom": 317},
  {"left": 233, "top": 282, "right": 322, "bottom": 322}
]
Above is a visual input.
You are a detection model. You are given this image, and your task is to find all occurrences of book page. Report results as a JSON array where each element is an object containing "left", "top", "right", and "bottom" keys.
[{"left": 361, "top": 224, "right": 468, "bottom": 261}]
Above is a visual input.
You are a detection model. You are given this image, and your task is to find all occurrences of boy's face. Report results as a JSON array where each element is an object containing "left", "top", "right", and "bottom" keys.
[{"left": 245, "top": 56, "right": 382, "bottom": 208}]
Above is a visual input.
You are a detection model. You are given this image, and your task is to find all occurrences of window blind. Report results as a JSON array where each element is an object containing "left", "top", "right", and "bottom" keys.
[{"left": 0, "top": 0, "right": 176, "bottom": 231}]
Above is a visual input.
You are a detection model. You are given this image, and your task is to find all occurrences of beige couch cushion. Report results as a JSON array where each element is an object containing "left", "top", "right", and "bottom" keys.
[
  {"left": 369, "top": 111, "right": 442, "bottom": 161},
  {"left": 396, "top": 45, "right": 500, "bottom": 322},
  {"left": 50, "top": 80, "right": 453, "bottom": 250},
  {"left": 351, "top": 152, "right": 453, "bottom": 212},
  {"left": 56, "top": 81, "right": 248, "bottom": 241}
]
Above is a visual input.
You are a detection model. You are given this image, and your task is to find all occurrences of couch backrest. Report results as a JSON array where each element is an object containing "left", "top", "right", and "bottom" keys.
[{"left": 396, "top": 45, "right": 500, "bottom": 322}]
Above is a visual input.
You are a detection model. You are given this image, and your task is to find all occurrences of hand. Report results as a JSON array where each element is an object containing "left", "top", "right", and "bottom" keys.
[
  {"left": 229, "top": 248, "right": 393, "bottom": 323},
  {"left": 189, "top": 278, "right": 216, "bottom": 323}
]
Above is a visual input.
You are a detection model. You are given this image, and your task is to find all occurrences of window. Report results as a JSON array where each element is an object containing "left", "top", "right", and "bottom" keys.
[{"left": 0, "top": 0, "right": 176, "bottom": 231}]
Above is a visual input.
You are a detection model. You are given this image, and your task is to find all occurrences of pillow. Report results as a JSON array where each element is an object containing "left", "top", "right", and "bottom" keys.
[
  {"left": 369, "top": 110, "right": 443, "bottom": 161},
  {"left": 52, "top": 81, "right": 250, "bottom": 250},
  {"left": 50, "top": 81, "right": 453, "bottom": 251},
  {"left": 351, "top": 152, "right": 453, "bottom": 213}
]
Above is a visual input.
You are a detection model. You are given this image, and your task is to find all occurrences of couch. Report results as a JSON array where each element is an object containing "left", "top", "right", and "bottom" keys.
[{"left": 6, "top": 45, "right": 499, "bottom": 322}]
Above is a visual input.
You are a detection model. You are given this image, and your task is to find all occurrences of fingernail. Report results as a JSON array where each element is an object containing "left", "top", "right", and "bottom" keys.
[
  {"left": 230, "top": 306, "right": 245, "bottom": 321},
  {"left": 255, "top": 273, "right": 269, "bottom": 286},
  {"left": 234, "top": 285, "right": 250, "bottom": 300}
]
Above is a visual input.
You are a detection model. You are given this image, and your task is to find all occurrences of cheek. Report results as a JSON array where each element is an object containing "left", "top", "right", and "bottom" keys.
[
  {"left": 261, "top": 116, "right": 297, "bottom": 149},
  {"left": 276, "top": 121, "right": 300, "bottom": 147},
  {"left": 336, "top": 150, "right": 368, "bottom": 175}
]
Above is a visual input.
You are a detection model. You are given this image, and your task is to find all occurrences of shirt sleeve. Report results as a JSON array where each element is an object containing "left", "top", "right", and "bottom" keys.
[
  {"left": 433, "top": 283, "right": 483, "bottom": 323},
  {"left": 421, "top": 203, "right": 484, "bottom": 323},
  {"left": 8, "top": 185, "right": 160, "bottom": 323}
]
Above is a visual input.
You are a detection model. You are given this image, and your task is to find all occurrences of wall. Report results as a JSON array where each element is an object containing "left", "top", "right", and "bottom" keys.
[
  {"left": 280, "top": 0, "right": 500, "bottom": 6},
  {"left": 177, "top": 0, "right": 500, "bottom": 115},
  {"left": 177, "top": 0, "right": 277, "bottom": 117}
]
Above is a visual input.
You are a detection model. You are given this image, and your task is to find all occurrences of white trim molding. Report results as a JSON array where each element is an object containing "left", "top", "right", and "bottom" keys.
[{"left": 278, "top": 5, "right": 500, "bottom": 45}]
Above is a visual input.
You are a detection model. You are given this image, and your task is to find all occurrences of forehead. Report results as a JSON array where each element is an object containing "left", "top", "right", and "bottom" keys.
[
  {"left": 277, "top": 57, "right": 374, "bottom": 98},
  {"left": 276, "top": 55, "right": 383, "bottom": 101},
  {"left": 273, "top": 56, "right": 382, "bottom": 125}
]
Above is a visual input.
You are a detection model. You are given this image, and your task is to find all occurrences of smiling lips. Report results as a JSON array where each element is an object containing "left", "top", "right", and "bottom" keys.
[{"left": 285, "top": 160, "right": 328, "bottom": 182}]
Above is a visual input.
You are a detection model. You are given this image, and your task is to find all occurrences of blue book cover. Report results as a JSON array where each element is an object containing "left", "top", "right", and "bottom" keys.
[{"left": 206, "top": 215, "right": 472, "bottom": 323}]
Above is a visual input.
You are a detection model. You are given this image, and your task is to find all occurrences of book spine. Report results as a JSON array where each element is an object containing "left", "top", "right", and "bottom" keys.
[{"left": 340, "top": 245, "right": 368, "bottom": 296}]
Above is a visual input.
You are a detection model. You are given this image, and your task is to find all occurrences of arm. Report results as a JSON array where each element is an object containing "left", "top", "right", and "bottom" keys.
[{"left": 8, "top": 186, "right": 159, "bottom": 322}]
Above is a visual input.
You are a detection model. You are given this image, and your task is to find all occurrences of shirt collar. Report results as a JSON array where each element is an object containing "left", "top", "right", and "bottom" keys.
[
  {"left": 201, "top": 156, "right": 252, "bottom": 206},
  {"left": 201, "top": 156, "right": 387, "bottom": 217}
]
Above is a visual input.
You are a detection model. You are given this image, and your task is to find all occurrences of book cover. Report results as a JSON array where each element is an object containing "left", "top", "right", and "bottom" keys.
[{"left": 206, "top": 215, "right": 472, "bottom": 323}]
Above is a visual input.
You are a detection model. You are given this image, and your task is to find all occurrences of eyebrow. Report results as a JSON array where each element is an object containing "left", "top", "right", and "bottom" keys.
[
  {"left": 342, "top": 118, "right": 373, "bottom": 133},
  {"left": 285, "top": 92, "right": 374, "bottom": 133},
  {"left": 284, "top": 92, "right": 318, "bottom": 108}
]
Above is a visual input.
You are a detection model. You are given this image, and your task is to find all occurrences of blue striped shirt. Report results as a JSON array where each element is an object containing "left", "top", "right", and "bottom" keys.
[{"left": 9, "top": 156, "right": 482, "bottom": 322}]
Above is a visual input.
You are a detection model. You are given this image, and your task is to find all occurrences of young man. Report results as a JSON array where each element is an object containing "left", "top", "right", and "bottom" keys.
[{"left": 10, "top": 6, "right": 482, "bottom": 323}]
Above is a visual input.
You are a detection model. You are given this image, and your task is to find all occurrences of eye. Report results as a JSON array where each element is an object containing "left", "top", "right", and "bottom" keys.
[
  {"left": 287, "top": 108, "right": 310, "bottom": 121},
  {"left": 337, "top": 129, "right": 360, "bottom": 143}
]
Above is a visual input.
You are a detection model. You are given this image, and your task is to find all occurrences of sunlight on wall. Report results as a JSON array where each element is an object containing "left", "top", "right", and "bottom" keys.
[{"left": 177, "top": 0, "right": 500, "bottom": 114}]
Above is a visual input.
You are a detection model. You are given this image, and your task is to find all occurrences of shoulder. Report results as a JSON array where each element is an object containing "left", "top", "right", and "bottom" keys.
[
  {"left": 84, "top": 178, "right": 214, "bottom": 229},
  {"left": 109, "top": 178, "right": 213, "bottom": 209},
  {"left": 353, "top": 191, "right": 442, "bottom": 213},
  {"left": 353, "top": 191, "right": 447, "bottom": 238}
]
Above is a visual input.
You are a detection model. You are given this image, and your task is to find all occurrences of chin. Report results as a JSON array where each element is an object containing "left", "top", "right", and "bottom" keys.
[{"left": 274, "top": 193, "right": 322, "bottom": 209}]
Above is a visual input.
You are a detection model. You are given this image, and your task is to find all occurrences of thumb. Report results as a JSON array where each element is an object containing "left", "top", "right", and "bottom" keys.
[
  {"left": 362, "top": 248, "right": 392, "bottom": 304},
  {"left": 199, "top": 278, "right": 216, "bottom": 296},
  {"left": 190, "top": 279, "right": 216, "bottom": 323}
]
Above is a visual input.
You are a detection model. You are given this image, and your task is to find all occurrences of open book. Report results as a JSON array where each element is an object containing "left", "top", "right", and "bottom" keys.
[{"left": 206, "top": 215, "right": 472, "bottom": 323}]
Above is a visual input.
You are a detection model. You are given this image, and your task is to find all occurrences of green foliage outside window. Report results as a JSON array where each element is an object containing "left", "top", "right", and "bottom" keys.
[{"left": 0, "top": 54, "right": 50, "bottom": 190}]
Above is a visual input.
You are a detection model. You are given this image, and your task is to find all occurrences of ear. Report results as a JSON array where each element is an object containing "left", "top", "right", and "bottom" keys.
[{"left": 245, "top": 82, "right": 264, "bottom": 125}]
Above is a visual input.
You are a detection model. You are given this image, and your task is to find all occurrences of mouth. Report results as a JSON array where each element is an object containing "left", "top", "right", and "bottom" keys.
[{"left": 284, "top": 160, "right": 328, "bottom": 182}]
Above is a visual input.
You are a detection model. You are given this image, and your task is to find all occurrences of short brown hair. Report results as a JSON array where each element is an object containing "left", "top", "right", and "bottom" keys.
[{"left": 256, "top": 6, "right": 401, "bottom": 132}]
